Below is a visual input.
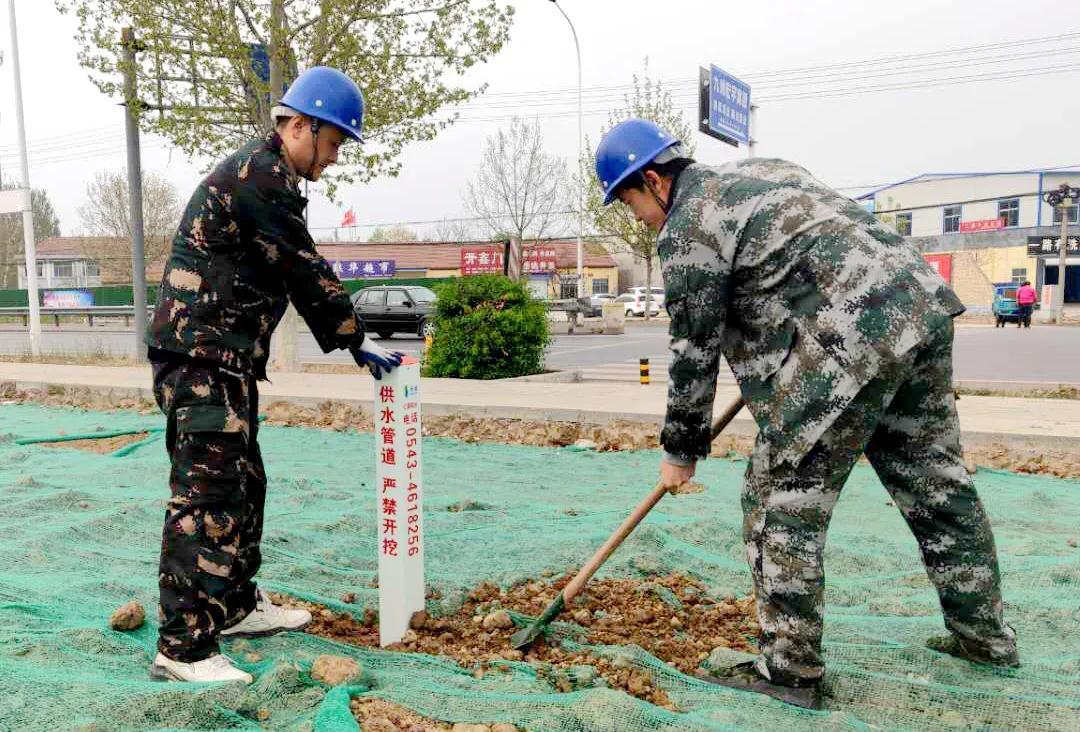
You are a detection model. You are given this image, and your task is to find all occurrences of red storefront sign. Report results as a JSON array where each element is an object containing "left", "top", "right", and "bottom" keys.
[
  {"left": 460, "top": 245, "right": 557, "bottom": 275},
  {"left": 460, "top": 246, "right": 505, "bottom": 275},
  {"left": 923, "top": 253, "right": 953, "bottom": 284},
  {"left": 958, "top": 219, "right": 1004, "bottom": 233},
  {"left": 521, "top": 246, "right": 557, "bottom": 274}
]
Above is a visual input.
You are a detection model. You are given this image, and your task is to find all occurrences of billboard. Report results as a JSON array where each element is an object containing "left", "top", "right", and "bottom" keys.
[
  {"left": 698, "top": 65, "right": 751, "bottom": 147},
  {"left": 329, "top": 259, "right": 396, "bottom": 279},
  {"left": 42, "top": 289, "right": 94, "bottom": 309}
]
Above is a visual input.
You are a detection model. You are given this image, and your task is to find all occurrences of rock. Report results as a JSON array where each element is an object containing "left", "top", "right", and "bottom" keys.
[
  {"left": 245, "top": 652, "right": 263, "bottom": 663},
  {"left": 627, "top": 670, "right": 653, "bottom": 695},
  {"left": 310, "top": 654, "right": 362, "bottom": 686},
  {"left": 255, "top": 708, "right": 271, "bottom": 722},
  {"left": 572, "top": 438, "right": 597, "bottom": 450},
  {"left": 1068, "top": 538, "right": 1078, "bottom": 548},
  {"left": 451, "top": 725, "right": 491, "bottom": 732},
  {"left": 964, "top": 458, "right": 978, "bottom": 474},
  {"left": 410, "top": 610, "right": 429, "bottom": 629},
  {"left": 500, "top": 649, "right": 524, "bottom": 661},
  {"left": 340, "top": 592, "right": 357, "bottom": 604},
  {"left": 491, "top": 725, "right": 519, "bottom": 732},
  {"left": 572, "top": 609, "right": 592, "bottom": 624},
  {"left": 402, "top": 629, "right": 418, "bottom": 644},
  {"left": 108, "top": 601, "right": 145, "bottom": 631},
  {"left": 364, "top": 718, "right": 398, "bottom": 732},
  {"left": 669, "top": 616, "right": 683, "bottom": 630},
  {"left": 482, "top": 609, "right": 514, "bottom": 630}
]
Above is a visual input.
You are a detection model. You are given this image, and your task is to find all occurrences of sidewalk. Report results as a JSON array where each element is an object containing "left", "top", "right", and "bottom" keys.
[{"left": 2, "top": 361, "right": 1078, "bottom": 448}]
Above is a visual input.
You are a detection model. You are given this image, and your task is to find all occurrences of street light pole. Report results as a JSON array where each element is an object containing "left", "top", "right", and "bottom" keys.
[
  {"left": 7, "top": 0, "right": 40, "bottom": 356},
  {"left": 549, "top": 0, "right": 583, "bottom": 295},
  {"left": 1044, "top": 183, "right": 1080, "bottom": 325}
]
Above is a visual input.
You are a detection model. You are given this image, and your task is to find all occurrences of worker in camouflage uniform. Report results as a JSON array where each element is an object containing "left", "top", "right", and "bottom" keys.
[
  {"left": 594, "top": 119, "right": 1018, "bottom": 709},
  {"left": 146, "top": 67, "right": 403, "bottom": 684}
]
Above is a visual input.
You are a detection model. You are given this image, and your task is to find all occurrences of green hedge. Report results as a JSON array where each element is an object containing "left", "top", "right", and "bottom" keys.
[
  {"left": 423, "top": 274, "right": 550, "bottom": 380},
  {"left": 0, "top": 277, "right": 455, "bottom": 308}
]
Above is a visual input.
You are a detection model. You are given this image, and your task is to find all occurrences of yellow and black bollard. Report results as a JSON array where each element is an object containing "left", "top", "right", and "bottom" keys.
[{"left": 639, "top": 358, "right": 650, "bottom": 385}]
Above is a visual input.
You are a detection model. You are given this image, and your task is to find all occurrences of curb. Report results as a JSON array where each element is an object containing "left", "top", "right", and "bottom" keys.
[{"left": 8, "top": 376, "right": 1080, "bottom": 451}]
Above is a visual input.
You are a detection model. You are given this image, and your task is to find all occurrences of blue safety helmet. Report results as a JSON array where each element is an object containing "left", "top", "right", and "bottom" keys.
[
  {"left": 595, "top": 118, "right": 680, "bottom": 205},
  {"left": 278, "top": 66, "right": 365, "bottom": 141}
]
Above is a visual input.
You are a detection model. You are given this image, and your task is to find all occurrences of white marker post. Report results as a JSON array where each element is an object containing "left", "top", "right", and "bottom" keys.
[{"left": 375, "top": 356, "right": 425, "bottom": 646}]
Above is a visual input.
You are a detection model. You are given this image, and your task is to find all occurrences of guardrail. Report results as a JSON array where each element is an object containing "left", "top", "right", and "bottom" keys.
[{"left": 0, "top": 306, "right": 153, "bottom": 328}]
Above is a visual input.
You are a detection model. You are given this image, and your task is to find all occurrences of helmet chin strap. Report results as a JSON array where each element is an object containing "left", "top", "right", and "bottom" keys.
[
  {"left": 644, "top": 174, "right": 671, "bottom": 222},
  {"left": 306, "top": 118, "right": 322, "bottom": 180}
]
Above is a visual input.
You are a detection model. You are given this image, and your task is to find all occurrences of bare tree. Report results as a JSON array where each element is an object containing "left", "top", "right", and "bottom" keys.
[
  {"left": 580, "top": 60, "right": 694, "bottom": 319},
  {"left": 465, "top": 117, "right": 569, "bottom": 267},
  {"left": 77, "top": 170, "right": 181, "bottom": 283},
  {"left": 429, "top": 217, "right": 475, "bottom": 243}
]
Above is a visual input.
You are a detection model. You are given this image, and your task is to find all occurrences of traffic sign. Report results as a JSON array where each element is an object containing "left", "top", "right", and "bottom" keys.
[{"left": 698, "top": 65, "right": 751, "bottom": 147}]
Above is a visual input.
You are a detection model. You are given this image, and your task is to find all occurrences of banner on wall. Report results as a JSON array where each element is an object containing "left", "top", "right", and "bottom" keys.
[{"left": 923, "top": 254, "right": 953, "bottom": 284}]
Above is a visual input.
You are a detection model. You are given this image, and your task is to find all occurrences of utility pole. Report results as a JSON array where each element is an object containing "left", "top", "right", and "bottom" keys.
[
  {"left": 8, "top": 0, "right": 40, "bottom": 356},
  {"left": 122, "top": 27, "right": 148, "bottom": 361},
  {"left": 266, "top": 0, "right": 299, "bottom": 371},
  {"left": 549, "top": 0, "right": 583, "bottom": 295},
  {"left": 747, "top": 105, "right": 758, "bottom": 158},
  {"left": 1044, "top": 183, "right": 1080, "bottom": 325}
]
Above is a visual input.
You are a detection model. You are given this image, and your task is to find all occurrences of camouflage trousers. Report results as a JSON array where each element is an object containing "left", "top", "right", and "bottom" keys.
[
  {"left": 152, "top": 360, "right": 266, "bottom": 662},
  {"left": 742, "top": 320, "right": 1017, "bottom": 685}
]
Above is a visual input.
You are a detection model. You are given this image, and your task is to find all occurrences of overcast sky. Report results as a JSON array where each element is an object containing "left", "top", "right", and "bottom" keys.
[{"left": 1, "top": 0, "right": 1077, "bottom": 242}]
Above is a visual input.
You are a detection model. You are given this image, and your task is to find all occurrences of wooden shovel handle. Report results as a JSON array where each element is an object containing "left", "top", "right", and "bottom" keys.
[{"left": 561, "top": 396, "right": 746, "bottom": 603}]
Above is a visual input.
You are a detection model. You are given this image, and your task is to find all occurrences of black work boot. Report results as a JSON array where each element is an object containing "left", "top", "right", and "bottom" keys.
[
  {"left": 696, "top": 661, "right": 823, "bottom": 710},
  {"left": 926, "top": 634, "right": 1020, "bottom": 667}
]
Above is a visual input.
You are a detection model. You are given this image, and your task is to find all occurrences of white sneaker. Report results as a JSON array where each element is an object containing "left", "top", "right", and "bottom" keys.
[
  {"left": 220, "top": 589, "right": 312, "bottom": 637},
  {"left": 149, "top": 652, "right": 253, "bottom": 683}
]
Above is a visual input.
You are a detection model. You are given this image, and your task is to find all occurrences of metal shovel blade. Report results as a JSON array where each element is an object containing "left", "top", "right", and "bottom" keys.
[{"left": 509, "top": 593, "right": 565, "bottom": 650}]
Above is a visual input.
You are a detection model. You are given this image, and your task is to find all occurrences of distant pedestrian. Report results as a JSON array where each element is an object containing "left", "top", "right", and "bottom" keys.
[{"left": 1016, "top": 281, "right": 1038, "bottom": 328}]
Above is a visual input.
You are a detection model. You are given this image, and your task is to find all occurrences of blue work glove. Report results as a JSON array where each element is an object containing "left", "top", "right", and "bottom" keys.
[{"left": 350, "top": 335, "right": 405, "bottom": 380}]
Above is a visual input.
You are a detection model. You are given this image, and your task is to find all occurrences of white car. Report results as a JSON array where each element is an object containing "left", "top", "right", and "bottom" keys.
[
  {"left": 588, "top": 293, "right": 615, "bottom": 316},
  {"left": 614, "top": 293, "right": 662, "bottom": 317},
  {"left": 626, "top": 286, "right": 665, "bottom": 309}
]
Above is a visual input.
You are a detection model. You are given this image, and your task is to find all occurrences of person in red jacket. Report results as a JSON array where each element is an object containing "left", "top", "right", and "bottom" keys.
[{"left": 1015, "top": 281, "right": 1038, "bottom": 328}]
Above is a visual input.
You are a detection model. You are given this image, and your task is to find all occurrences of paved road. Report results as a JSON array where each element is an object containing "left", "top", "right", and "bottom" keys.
[{"left": 2, "top": 320, "right": 1078, "bottom": 384}]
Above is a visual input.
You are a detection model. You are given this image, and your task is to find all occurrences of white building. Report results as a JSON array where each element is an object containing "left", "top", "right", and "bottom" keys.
[
  {"left": 859, "top": 169, "right": 1079, "bottom": 238},
  {"left": 857, "top": 168, "right": 1080, "bottom": 310}
]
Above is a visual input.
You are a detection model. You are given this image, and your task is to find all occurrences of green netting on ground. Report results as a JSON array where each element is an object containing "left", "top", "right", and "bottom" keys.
[{"left": 0, "top": 402, "right": 1078, "bottom": 731}]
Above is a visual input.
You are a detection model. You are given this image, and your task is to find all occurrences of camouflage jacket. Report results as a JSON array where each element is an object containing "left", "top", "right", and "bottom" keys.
[
  {"left": 659, "top": 160, "right": 964, "bottom": 467},
  {"left": 146, "top": 132, "right": 363, "bottom": 378}
]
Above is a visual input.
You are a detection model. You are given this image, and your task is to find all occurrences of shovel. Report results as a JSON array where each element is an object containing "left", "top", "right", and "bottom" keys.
[{"left": 510, "top": 395, "right": 746, "bottom": 650}]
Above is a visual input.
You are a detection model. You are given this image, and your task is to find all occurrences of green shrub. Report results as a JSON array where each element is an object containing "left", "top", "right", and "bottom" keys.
[{"left": 424, "top": 275, "right": 550, "bottom": 379}]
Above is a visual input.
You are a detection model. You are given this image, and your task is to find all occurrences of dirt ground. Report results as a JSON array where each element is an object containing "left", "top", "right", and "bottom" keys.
[
  {"left": 278, "top": 572, "right": 757, "bottom": 717},
  {"left": 4, "top": 382, "right": 1080, "bottom": 478},
  {"left": 349, "top": 698, "right": 522, "bottom": 732},
  {"left": 36, "top": 432, "right": 149, "bottom": 454}
]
